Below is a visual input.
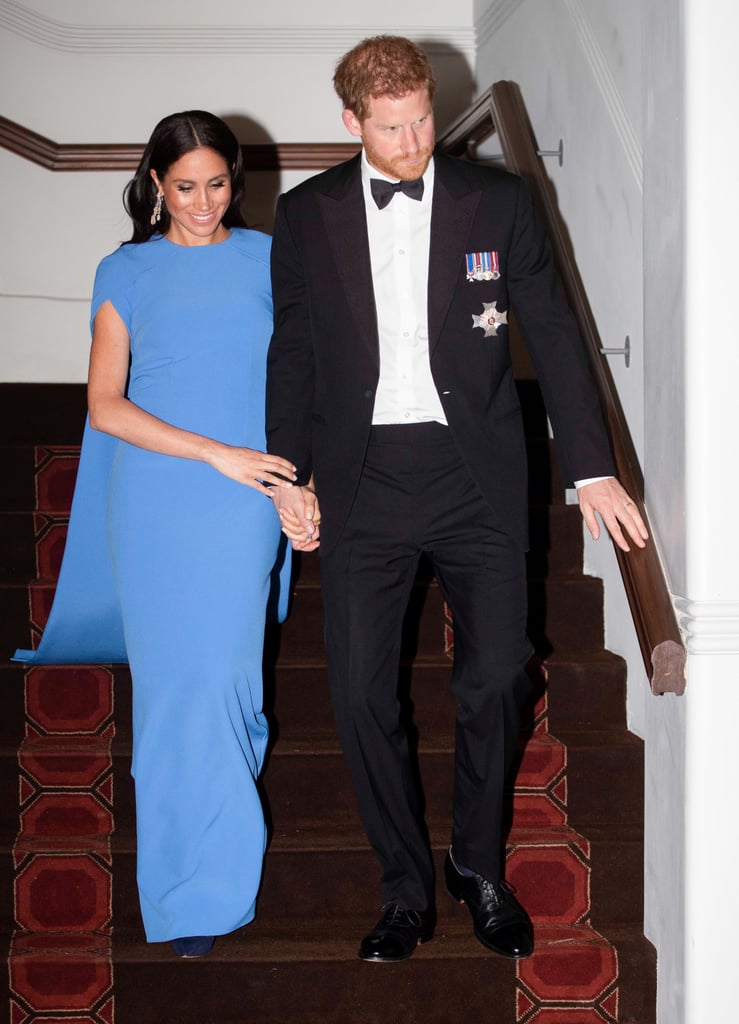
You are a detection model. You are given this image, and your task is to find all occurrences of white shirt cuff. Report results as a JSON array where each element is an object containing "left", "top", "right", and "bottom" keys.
[{"left": 574, "top": 475, "right": 614, "bottom": 489}]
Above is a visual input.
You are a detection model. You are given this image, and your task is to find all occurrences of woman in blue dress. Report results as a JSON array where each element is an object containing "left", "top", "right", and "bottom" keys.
[{"left": 15, "top": 111, "right": 303, "bottom": 957}]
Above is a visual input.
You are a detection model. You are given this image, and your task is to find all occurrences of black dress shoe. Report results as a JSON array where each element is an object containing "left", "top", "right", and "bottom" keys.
[
  {"left": 445, "top": 850, "right": 533, "bottom": 959},
  {"left": 358, "top": 903, "right": 436, "bottom": 963}
]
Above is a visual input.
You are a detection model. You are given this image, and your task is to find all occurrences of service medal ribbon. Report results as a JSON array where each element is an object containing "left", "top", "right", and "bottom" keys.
[{"left": 466, "top": 251, "right": 501, "bottom": 282}]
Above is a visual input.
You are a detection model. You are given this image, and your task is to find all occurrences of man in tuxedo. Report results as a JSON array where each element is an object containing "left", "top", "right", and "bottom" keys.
[{"left": 266, "top": 35, "right": 647, "bottom": 964}]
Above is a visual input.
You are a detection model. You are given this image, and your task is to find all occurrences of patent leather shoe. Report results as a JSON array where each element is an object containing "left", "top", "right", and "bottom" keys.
[
  {"left": 445, "top": 850, "right": 533, "bottom": 958},
  {"left": 171, "top": 935, "right": 215, "bottom": 958},
  {"left": 358, "top": 903, "right": 436, "bottom": 962}
]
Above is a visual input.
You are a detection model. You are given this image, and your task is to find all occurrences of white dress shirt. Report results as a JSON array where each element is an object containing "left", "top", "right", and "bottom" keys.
[
  {"left": 361, "top": 152, "right": 447, "bottom": 426},
  {"left": 359, "top": 152, "right": 610, "bottom": 489}
]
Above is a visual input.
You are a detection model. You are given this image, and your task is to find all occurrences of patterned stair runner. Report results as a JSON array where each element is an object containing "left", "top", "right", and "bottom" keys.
[
  {"left": 9, "top": 448, "right": 114, "bottom": 1024},
  {"left": 1, "top": 404, "right": 655, "bottom": 1023}
]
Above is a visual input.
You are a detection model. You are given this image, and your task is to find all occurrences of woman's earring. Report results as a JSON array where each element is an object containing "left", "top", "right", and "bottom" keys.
[{"left": 150, "top": 192, "right": 163, "bottom": 226}]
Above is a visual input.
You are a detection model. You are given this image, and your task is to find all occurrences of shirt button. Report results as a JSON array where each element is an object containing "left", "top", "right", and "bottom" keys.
[
  {"left": 398, "top": 249, "right": 405, "bottom": 255},
  {"left": 404, "top": 410, "right": 410, "bottom": 419}
]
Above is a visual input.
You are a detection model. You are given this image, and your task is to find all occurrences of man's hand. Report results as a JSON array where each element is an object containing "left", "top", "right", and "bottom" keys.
[
  {"left": 271, "top": 482, "right": 321, "bottom": 552},
  {"left": 577, "top": 477, "right": 649, "bottom": 552}
]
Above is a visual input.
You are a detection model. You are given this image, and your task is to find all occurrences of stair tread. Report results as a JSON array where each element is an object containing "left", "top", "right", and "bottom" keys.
[
  {"left": 5, "top": 821, "right": 604, "bottom": 853},
  {"left": 3, "top": 918, "right": 644, "bottom": 962},
  {"left": 111, "top": 919, "right": 623, "bottom": 963},
  {"left": 4, "top": 728, "right": 638, "bottom": 759},
  {"left": 3, "top": 565, "right": 602, "bottom": 586}
]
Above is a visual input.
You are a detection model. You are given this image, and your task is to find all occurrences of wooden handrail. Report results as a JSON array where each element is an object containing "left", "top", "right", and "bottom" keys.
[
  {"left": 439, "top": 82, "right": 685, "bottom": 695},
  {"left": 0, "top": 115, "right": 359, "bottom": 171}
]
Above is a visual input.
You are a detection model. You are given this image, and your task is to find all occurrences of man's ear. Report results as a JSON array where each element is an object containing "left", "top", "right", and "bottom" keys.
[{"left": 341, "top": 108, "right": 363, "bottom": 138}]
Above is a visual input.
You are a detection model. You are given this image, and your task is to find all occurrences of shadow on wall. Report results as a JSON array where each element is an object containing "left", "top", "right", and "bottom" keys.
[
  {"left": 219, "top": 112, "right": 280, "bottom": 235},
  {"left": 420, "top": 39, "right": 477, "bottom": 132}
]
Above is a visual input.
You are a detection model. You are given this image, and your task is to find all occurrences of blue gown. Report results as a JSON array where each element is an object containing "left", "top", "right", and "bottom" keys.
[{"left": 14, "top": 229, "right": 290, "bottom": 943}]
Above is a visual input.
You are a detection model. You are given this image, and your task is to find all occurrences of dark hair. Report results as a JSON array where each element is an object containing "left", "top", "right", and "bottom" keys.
[
  {"left": 123, "top": 110, "right": 247, "bottom": 243},
  {"left": 333, "top": 36, "right": 437, "bottom": 122}
]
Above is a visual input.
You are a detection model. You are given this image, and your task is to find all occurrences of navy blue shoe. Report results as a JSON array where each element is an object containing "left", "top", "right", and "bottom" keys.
[{"left": 171, "top": 935, "right": 215, "bottom": 958}]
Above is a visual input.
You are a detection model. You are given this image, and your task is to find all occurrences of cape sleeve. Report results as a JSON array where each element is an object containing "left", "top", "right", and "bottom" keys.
[
  {"left": 12, "top": 421, "right": 128, "bottom": 664},
  {"left": 12, "top": 247, "right": 135, "bottom": 665}
]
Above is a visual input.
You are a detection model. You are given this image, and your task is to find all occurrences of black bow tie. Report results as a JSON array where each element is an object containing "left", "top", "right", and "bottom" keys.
[{"left": 370, "top": 176, "right": 424, "bottom": 210}]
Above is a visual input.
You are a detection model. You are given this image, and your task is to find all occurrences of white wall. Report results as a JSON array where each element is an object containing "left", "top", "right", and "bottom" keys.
[
  {"left": 477, "top": 3, "right": 739, "bottom": 1024},
  {"left": 681, "top": 1, "right": 739, "bottom": 1021},
  {"left": 642, "top": 5, "right": 688, "bottom": 1021},
  {"left": 0, "top": 0, "right": 475, "bottom": 381},
  {"left": 474, "top": 2, "right": 686, "bottom": 1022}
]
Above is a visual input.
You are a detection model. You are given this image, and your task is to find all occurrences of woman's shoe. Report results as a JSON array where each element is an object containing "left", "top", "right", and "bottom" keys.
[{"left": 171, "top": 935, "right": 215, "bottom": 958}]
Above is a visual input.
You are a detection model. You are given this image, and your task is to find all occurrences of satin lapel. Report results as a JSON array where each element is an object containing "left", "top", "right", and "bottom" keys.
[
  {"left": 428, "top": 163, "right": 482, "bottom": 354},
  {"left": 317, "top": 164, "right": 379, "bottom": 369}
]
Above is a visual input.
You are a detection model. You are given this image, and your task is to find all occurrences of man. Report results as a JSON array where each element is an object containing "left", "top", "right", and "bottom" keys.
[{"left": 266, "top": 35, "right": 647, "bottom": 964}]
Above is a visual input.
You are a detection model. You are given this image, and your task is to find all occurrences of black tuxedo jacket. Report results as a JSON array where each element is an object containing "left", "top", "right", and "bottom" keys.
[{"left": 266, "top": 152, "right": 615, "bottom": 553}]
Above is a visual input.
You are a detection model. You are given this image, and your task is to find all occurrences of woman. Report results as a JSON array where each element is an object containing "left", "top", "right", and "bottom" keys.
[{"left": 15, "top": 111, "right": 299, "bottom": 957}]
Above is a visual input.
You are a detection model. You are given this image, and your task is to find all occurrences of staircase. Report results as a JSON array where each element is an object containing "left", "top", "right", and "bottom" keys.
[{"left": 0, "top": 382, "right": 656, "bottom": 1023}]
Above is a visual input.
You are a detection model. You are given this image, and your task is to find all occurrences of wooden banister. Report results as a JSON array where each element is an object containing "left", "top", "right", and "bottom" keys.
[
  {"left": 439, "top": 82, "right": 685, "bottom": 695},
  {"left": 0, "top": 115, "right": 359, "bottom": 171}
]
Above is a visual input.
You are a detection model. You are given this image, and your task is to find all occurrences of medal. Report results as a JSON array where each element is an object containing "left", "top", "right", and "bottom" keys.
[
  {"left": 466, "top": 251, "right": 500, "bottom": 282},
  {"left": 472, "top": 301, "right": 508, "bottom": 337}
]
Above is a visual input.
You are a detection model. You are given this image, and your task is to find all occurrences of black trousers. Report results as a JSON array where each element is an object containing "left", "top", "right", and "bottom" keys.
[{"left": 320, "top": 422, "right": 533, "bottom": 911}]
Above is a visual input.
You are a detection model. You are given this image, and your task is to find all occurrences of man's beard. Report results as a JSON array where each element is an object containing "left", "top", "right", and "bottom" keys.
[{"left": 363, "top": 140, "right": 435, "bottom": 182}]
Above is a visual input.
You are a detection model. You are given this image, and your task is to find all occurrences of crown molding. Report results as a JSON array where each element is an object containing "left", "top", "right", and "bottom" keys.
[
  {"left": 0, "top": 1, "right": 474, "bottom": 57},
  {"left": 475, "top": 0, "right": 525, "bottom": 51},
  {"left": 472, "top": 0, "right": 642, "bottom": 189},
  {"left": 563, "top": 0, "right": 642, "bottom": 190},
  {"left": 0, "top": 116, "right": 359, "bottom": 171}
]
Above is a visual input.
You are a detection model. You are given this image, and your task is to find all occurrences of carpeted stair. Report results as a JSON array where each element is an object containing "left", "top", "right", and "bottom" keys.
[{"left": 0, "top": 382, "right": 656, "bottom": 1023}]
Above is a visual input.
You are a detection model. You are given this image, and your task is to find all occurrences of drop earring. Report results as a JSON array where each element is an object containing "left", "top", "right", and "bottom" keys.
[{"left": 150, "top": 192, "right": 163, "bottom": 226}]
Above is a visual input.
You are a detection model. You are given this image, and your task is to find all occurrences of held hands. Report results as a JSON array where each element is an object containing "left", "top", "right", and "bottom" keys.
[
  {"left": 207, "top": 444, "right": 297, "bottom": 496},
  {"left": 270, "top": 480, "right": 321, "bottom": 552},
  {"left": 576, "top": 477, "right": 649, "bottom": 552}
]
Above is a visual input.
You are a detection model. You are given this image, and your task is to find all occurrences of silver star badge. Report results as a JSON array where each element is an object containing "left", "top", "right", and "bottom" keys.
[{"left": 472, "top": 301, "right": 508, "bottom": 337}]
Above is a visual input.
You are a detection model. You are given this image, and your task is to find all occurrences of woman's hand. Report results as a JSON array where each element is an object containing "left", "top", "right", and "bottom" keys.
[{"left": 207, "top": 444, "right": 297, "bottom": 496}]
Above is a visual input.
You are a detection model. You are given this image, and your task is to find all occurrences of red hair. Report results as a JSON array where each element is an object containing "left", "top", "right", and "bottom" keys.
[{"left": 333, "top": 35, "right": 437, "bottom": 121}]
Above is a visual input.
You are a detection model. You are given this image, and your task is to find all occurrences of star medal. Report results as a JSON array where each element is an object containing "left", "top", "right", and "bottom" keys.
[
  {"left": 466, "top": 251, "right": 500, "bottom": 282},
  {"left": 472, "top": 301, "right": 508, "bottom": 337}
]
